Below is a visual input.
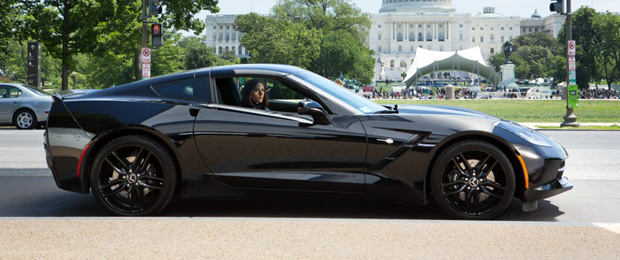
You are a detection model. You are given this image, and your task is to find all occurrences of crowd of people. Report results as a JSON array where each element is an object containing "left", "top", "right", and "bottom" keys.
[
  {"left": 362, "top": 86, "right": 619, "bottom": 100},
  {"left": 364, "top": 87, "right": 479, "bottom": 100},
  {"left": 579, "top": 88, "right": 619, "bottom": 99}
]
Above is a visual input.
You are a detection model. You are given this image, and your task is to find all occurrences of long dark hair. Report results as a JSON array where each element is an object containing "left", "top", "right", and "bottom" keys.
[{"left": 241, "top": 79, "right": 269, "bottom": 109}]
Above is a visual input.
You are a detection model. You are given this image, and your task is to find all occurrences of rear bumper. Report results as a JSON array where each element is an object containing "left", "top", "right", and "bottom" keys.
[{"left": 44, "top": 129, "right": 89, "bottom": 194}]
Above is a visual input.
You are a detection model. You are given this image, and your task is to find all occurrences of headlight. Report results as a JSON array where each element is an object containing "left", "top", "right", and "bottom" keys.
[{"left": 495, "top": 121, "right": 553, "bottom": 147}]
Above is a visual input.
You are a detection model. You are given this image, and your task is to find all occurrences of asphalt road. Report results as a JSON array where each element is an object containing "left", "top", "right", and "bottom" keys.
[
  {"left": 1, "top": 128, "right": 619, "bottom": 259},
  {"left": 0, "top": 128, "right": 619, "bottom": 222}
]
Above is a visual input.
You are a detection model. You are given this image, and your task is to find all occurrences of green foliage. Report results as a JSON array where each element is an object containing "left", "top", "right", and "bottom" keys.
[
  {"left": 236, "top": 13, "right": 321, "bottom": 68},
  {"left": 85, "top": 52, "right": 135, "bottom": 88},
  {"left": 160, "top": 0, "right": 220, "bottom": 35},
  {"left": 151, "top": 32, "right": 185, "bottom": 76},
  {"left": 592, "top": 12, "right": 620, "bottom": 88},
  {"left": 236, "top": 0, "right": 373, "bottom": 84},
  {"left": 179, "top": 36, "right": 219, "bottom": 69},
  {"left": 310, "top": 32, "right": 374, "bottom": 84},
  {"left": 0, "top": 41, "right": 27, "bottom": 82},
  {"left": 490, "top": 32, "right": 565, "bottom": 83},
  {"left": 559, "top": 7, "right": 599, "bottom": 89},
  {"left": 20, "top": 0, "right": 220, "bottom": 90},
  {"left": 558, "top": 7, "right": 620, "bottom": 89},
  {"left": 487, "top": 53, "right": 505, "bottom": 73},
  {"left": 0, "top": 0, "right": 32, "bottom": 60}
]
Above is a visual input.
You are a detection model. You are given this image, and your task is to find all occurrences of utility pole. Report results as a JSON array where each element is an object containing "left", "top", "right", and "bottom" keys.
[
  {"left": 138, "top": 0, "right": 148, "bottom": 80},
  {"left": 551, "top": 0, "right": 579, "bottom": 127},
  {"left": 561, "top": 0, "right": 579, "bottom": 127}
]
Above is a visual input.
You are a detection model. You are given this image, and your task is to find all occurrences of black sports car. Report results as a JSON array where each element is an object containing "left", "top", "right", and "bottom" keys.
[{"left": 44, "top": 64, "right": 572, "bottom": 219}]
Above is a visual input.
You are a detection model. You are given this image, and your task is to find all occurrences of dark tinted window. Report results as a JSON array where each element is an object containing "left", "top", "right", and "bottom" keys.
[{"left": 151, "top": 77, "right": 211, "bottom": 103}]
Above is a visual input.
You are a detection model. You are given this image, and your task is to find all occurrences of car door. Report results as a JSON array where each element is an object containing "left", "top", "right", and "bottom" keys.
[
  {"left": 0, "top": 86, "right": 23, "bottom": 123},
  {"left": 192, "top": 75, "right": 368, "bottom": 192}
]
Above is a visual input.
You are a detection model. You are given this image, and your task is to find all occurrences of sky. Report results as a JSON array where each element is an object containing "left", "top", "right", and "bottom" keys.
[{"left": 212, "top": 0, "right": 618, "bottom": 16}]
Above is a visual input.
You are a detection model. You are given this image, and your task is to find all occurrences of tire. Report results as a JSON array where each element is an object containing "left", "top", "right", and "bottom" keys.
[
  {"left": 90, "top": 135, "right": 177, "bottom": 216},
  {"left": 13, "top": 109, "right": 37, "bottom": 130},
  {"left": 430, "top": 140, "right": 515, "bottom": 220}
]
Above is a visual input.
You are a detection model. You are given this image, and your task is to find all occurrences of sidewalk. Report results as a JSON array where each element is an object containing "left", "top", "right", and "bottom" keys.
[
  {"left": 0, "top": 218, "right": 618, "bottom": 259},
  {"left": 521, "top": 122, "right": 620, "bottom": 129}
]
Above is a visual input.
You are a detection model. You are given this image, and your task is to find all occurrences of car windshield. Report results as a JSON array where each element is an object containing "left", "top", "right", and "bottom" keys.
[
  {"left": 294, "top": 69, "right": 388, "bottom": 114},
  {"left": 22, "top": 85, "right": 52, "bottom": 96}
]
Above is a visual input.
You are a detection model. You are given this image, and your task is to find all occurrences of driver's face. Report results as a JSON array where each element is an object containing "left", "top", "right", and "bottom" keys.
[{"left": 250, "top": 83, "right": 265, "bottom": 103}]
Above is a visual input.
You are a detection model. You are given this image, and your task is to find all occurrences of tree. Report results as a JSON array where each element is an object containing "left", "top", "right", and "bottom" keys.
[
  {"left": 559, "top": 7, "right": 600, "bottom": 89},
  {"left": 24, "top": 0, "right": 220, "bottom": 90},
  {"left": 0, "top": 1, "right": 33, "bottom": 61},
  {"left": 0, "top": 41, "right": 28, "bottom": 81},
  {"left": 235, "top": 13, "right": 321, "bottom": 68},
  {"left": 179, "top": 36, "right": 219, "bottom": 69},
  {"left": 236, "top": 0, "right": 374, "bottom": 84},
  {"left": 272, "top": 0, "right": 374, "bottom": 83},
  {"left": 488, "top": 32, "right": 563, "bottom": 82},
  {"left": 151, "top": 32, "right": 185, "bottom": 76},
  {"left": 310, "top": 32, "right": 374, "bottom": 84},
  {"left": 593, "top": 12, "right": 620, "bottom": 88}
]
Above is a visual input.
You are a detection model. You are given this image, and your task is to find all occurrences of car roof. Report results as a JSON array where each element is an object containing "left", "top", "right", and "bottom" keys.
[{"left": 72, "top": 64, "right": 305, "bottom": 99}]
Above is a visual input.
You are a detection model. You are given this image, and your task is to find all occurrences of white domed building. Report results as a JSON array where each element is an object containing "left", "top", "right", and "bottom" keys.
[{"left": 369, "top": 0, "right": 523, "bottom": 83}]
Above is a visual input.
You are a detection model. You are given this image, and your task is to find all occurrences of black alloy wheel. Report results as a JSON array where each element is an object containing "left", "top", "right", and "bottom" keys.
[
  {"left": 91, "top": 136, "right": 177, "bottom": 216},
  {"left": 431, "top": 140, "right": 515, "bottom": 220}
]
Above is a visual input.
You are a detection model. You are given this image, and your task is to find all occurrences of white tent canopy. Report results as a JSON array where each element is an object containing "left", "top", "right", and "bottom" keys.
[{"left": 403, "top": 47, "right": 501, "bottom": 87}]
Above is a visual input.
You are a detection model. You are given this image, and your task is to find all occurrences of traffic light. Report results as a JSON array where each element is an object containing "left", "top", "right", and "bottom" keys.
[
  {"left": 549, "top": 0, "right": 564, "bottom": 14},
  {"left": 152, "top": 23, "right": 163, "bottom": 47},
  {"left": 149, "top": 0, "right": 162, "bottom": 16}
]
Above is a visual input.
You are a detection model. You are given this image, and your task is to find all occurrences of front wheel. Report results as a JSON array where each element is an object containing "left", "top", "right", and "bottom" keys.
[
  {"left": 90, "top": 135, "right": 177, "bottom": 216},
  {"left": 431, "top": 140, "right": 515, "bottom": 220}
]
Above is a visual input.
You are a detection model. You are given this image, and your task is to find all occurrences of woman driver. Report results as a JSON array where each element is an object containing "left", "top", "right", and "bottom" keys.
[{"left": 241, "top": 79, "right": 269, "bottom": 110}]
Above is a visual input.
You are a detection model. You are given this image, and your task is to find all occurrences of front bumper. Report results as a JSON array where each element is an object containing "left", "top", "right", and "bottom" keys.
[{"left": 522, "top": 158, "right": 573, "bottom": 202}]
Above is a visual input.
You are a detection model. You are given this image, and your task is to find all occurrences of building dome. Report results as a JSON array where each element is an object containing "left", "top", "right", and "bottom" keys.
[
  {"left": 531, "top": 9, "right": 542, "bottom": 19},
  {"left": 379, "top": 0, "right": 455, "bottom": 13}
]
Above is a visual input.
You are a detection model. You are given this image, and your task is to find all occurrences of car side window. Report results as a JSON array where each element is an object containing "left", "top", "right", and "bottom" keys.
[
  {"left": 214, "top": 76, "right": 315, "bottom": 113},
  {"left": 151, "top": 78, "right": 211, "bottom": 103},
  {"left": 10, "top": 87, "right": 23, "bottom": 98},
  {"left": 0, "top": 87, "right": 22, "bottom": 99}
]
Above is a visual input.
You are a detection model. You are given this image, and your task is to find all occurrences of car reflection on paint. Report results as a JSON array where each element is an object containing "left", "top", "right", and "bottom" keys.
[{"left": 44, "top": 64, "right": 573, "bottom": 219}]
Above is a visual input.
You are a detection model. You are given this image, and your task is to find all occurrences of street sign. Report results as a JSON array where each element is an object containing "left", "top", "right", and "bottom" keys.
[
  {"left": 567, "top": 84, "right": 578, "bottom": 108},
  {"left": 568, "top": 56, "right": 576, "bottom": 71},
  {"left": 142, "top": 63, "right": 151, "bottom": 79},
  {"left": 27, "top": 42, "right": 41, "bottom": 88},
  {"left": 141, "top": 48, "right": 151, "bottom": 63},
  {"left": 569, "top": 70, "right": 576, "bottom": 84},
  {"left": 567, "top": 40, "right": 576, "bottom": 57}
]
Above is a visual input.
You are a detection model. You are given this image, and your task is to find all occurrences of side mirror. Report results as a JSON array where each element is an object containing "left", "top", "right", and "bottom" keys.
[{"left": 297, "top": 101, "right": 331, "bottom": 125}]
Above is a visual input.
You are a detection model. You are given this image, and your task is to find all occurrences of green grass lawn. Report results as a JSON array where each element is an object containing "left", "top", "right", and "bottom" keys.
[{"left": 374, "top": 99, "right": 620, "bottom": 123}]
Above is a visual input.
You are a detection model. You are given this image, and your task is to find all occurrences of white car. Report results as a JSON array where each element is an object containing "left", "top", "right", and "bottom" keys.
[{"left": 0, "top": 83, "right": 53, "bottom": 129}]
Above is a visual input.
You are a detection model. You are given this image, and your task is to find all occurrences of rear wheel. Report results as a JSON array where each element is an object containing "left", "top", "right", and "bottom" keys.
[
  {"left": 90, "top": 135, "right": 177, "bottom": 216},
  {"left": 431, "top": 140, "right": 515, "bottom": 220},
  {"left": 13, "top": 109, "right": 36, "bottom": 130}
]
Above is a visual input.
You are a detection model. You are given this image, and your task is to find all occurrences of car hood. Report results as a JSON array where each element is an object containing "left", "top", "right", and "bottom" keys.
[{"left": 396, "top": 104, "right": 499, "bottom": 120}]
